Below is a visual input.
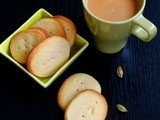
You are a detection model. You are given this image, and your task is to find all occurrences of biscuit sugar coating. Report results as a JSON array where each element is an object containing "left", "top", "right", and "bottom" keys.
[{"left": 57, "top": 73, "right": 101, "bottom": 110}]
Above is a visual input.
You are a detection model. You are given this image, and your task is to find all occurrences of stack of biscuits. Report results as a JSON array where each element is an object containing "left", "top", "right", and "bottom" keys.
[
  {"left": 9, "top": 15, "right": 76, "bottom": 78},
  {"left": 9, "top": 15, "right": 108, "bottom": 119},
  {"left": 57, "top": 73, "right": 108, "bottom": 120}
]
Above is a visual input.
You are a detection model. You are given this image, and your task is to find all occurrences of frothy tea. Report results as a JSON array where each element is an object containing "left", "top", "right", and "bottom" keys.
[{"left": 87, "top": 0, "right": 138, "bottom": 21}]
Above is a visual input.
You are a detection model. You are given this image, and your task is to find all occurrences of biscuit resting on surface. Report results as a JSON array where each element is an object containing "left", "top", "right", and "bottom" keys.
[
  {"left": 64, "top": 89, "right": 108, "bottom": 120},
  {"left": 57, "top": 73, "right": 101, "bottom": 110}
]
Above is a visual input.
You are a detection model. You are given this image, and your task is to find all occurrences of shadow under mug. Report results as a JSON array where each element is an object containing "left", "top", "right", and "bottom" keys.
[{"left": 82, "top": 0, "right": 157, "bottom": 53}]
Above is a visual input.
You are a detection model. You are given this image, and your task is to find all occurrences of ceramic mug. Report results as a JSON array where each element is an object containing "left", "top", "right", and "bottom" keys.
[{"left": 82, "top": 0, "right": 157, "bottom": 53}]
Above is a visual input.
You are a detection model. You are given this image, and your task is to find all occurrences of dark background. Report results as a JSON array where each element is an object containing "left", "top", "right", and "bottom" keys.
[{"left": 0, "top": 0, "right": 160, "bottom": 120}]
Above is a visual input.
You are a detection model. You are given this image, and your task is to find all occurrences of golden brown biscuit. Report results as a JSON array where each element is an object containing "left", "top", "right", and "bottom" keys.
[
  {"left": 53, "top": 15, "right": 76, "bottom": 47},
  {"left": 9, "top": 27, "right": 49, "bottom": 64},
  {"left": 57, "top": 73, "right": 101, "bottom": 110},
  {"left": 26, "top": 36, "right": 70, "bottom": 78},
  {"left": 31, "top": 17, "right": 66, "bottom": 38},
  {"left": 64, "top": 89, "right": 108, "bottom": 120}
]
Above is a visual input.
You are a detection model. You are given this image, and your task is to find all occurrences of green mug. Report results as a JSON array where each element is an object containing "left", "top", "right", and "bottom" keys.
[{"left": 82, "top": 0, "right": 157, "bottom": 53}]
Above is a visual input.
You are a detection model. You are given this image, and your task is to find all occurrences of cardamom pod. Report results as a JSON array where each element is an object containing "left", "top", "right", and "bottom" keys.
[
  {"left": 116, "top": 66, "right": 123, "bottom": 78},
  {"left": 116, "top": 104, "right": 128, "bottom": 112}
]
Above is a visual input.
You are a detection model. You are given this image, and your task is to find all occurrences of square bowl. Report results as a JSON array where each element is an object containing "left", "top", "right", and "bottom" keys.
[{"left": 0, "top": 8, "right": 89, "bottom": 88}]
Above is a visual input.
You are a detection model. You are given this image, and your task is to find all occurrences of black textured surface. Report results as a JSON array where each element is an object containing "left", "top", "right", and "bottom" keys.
[{"left": 0, "top": 0, "right": 160, "bottom": 120}]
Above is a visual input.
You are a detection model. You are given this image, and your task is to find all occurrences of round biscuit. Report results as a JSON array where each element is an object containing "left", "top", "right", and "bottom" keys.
[
  {"left": 9, "top": 27, "right": 49, "bottom": 64},
  {"left": 31, "top": 17, "right": 66, "bottom": 38},
  {"left": 57, "top": 73, "right": 101, "bottom": 110},
  {"left": 26, "top": 36, "right": 70, "bottom": 78},
  {"left": 64, "top": 89, "right": 108, "bottom": 120},
  {"left": 53, "top": 15, "right": 76, "bottom": 47}
]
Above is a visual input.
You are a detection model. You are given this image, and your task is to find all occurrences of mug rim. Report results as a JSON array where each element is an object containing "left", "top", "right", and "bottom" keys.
[{"left": 82, "top": 0, "right": 146, "bottom": 24}]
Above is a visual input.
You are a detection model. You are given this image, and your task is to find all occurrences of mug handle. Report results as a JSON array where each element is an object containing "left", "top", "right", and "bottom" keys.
[{"left": 131, "top": 15, "right": 157, "bottom": 42}]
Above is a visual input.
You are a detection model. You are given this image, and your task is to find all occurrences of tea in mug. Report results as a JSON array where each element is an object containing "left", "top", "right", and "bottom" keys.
[{"left": 87, "top": 0, "right": 139, "bottom": 21}]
